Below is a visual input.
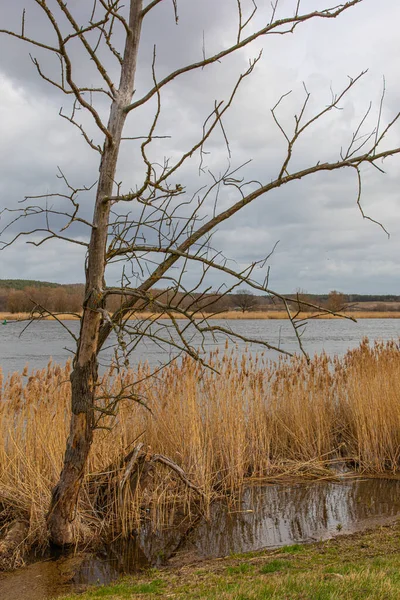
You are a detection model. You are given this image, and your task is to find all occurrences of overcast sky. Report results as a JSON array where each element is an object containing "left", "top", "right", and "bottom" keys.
[{"left": 0, "top": 0, "right": 400, "bottom": 294}]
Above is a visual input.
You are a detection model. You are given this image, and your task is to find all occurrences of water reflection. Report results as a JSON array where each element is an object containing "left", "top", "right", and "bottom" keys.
[{"left": 181, "top": 479, "right": 400, "bottom": 559}]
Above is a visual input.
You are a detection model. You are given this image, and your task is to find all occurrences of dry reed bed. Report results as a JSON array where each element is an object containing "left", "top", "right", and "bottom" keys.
[{"left": 1, "top": 339, "right": 400, "bottom": 551}]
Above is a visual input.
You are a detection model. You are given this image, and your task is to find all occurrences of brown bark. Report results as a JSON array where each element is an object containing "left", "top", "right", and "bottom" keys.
[{"left": 46, "top": 0, "right": 143, "bottom": 546}]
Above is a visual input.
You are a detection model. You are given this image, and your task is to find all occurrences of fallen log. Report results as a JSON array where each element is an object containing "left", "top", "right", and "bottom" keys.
[
  {"left": 89, "top": 444, "right": 205, "bottom": 517},
  {"left": 150, "top": 454, "right": 206, "bottom": 498}
]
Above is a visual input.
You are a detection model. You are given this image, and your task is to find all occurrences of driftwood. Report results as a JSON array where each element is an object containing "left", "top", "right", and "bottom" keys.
[
  {"left": 150, "top": 454, "right": 205, "bottom": 497},
  {"left": 89, "top": 443, "right": 205, "bottom": 516},
  {"left": 119, "top": 446, "right": 205, "bottom": 498},
  {"left": 120, "top": 442, "right": 145, "bottom": 489}
]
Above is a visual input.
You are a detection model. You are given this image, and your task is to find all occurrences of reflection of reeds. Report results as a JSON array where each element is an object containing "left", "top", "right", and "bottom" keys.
[{"left": 1, "top": 338, "right": 400, "bottom": 549}]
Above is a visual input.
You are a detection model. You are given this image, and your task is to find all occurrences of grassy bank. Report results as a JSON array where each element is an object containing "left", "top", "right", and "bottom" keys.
[
  {"left": 62, "top": 521, "right": 400, "bottom": 599},
  {"left": 2, "top": 310, "right": 400, "bottom": 321},
  {"left": 2, "top": 339, "right": 400, "bottom": 556}
]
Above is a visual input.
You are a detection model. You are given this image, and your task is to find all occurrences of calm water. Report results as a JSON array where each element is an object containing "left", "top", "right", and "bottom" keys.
[
  {"left": 0, "top": 318, "right": 399, "bottom": 376},
  {"left": 180, "top": 478, "right": 400, "bottom": 560}
]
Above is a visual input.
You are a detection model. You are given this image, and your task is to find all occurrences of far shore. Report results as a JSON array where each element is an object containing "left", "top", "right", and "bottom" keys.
[{"left": 2, "top": 309, "right": 400, "bottom": 321}]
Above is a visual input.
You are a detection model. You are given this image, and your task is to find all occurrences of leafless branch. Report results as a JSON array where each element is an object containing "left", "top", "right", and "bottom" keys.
[{"left": 126, "top": 1, "right": 363, "bottom": 113}]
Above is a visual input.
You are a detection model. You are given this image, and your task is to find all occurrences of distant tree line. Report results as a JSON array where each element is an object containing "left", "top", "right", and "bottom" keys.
[
  {"left": 0, "top": 284, "right": 263, "bottom": 314},
  {"left": 0, "top": 284, "right": 84, "bottom": 314},
  {"left": 1, "top": 280, "right": 400, "bottom": 314}
]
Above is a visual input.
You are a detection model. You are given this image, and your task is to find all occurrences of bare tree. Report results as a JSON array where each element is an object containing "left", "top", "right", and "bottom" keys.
[
  {"left": 1, "top": 0, "right": 400, "bottom": 546},
  {"left": 326, "top": 290, "right": 347, "bottom": 312},
  {"left": 232, "top": 290, "right": 258, "bottom": 313}
]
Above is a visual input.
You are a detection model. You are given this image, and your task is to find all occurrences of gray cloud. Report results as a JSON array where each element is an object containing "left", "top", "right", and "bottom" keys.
[{"left": 0, "top": 0, "right": 400, "bottom": 293}]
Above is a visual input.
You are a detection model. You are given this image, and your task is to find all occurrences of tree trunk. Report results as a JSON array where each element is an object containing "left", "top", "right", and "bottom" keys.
[{"left": 47, "top": 0, "right": 143, "bottom": 546}]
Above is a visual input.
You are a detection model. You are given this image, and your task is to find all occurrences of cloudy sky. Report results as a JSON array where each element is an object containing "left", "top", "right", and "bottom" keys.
[{"left": 0, "top": 0, "right": 400, "bottom": 294}]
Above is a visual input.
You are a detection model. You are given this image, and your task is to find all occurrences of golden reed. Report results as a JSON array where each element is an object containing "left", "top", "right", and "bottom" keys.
[{"left": 1, "top": 338, "right": 400, "bottom": 549}]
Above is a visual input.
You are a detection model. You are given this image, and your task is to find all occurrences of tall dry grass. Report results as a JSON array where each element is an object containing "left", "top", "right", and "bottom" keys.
[{"left": 1, "top": 338, "right": 400, "bottom": 550}]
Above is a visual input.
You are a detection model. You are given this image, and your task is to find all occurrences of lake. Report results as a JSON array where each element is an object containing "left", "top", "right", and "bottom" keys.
[{"left": 0, "top": 317, "right": 399, "bottom": 376}]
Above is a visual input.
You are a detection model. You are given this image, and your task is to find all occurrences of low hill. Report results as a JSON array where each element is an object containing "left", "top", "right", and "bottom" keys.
[{"left": 0, "top": 279, "right": 60, "bottom": 290}]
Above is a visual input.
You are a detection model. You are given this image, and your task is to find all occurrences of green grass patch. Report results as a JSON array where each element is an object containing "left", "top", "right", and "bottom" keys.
[
  {"left": 226, "top": 562, "right": 254, "bottom": 575},
  {"left": 259, "top": 559, "right": 291, "bottom": 573},
  {"left": 279, "top": 543, "right": 303, "bottom": 554},
  {"left": 62, "top": 521, "right": 400, "bottom": 600},
  {"left": 75, "top": 578, "right": 165, "bottom": 598}
]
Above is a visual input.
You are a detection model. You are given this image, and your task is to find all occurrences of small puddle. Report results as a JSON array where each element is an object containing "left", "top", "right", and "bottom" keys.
[{"left": 1, "top": 477, "right": 400, "bottom": 600}]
